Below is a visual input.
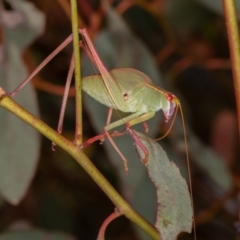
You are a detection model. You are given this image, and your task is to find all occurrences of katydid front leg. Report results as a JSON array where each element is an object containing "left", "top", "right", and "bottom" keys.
[{"left": 125, "top": 124, "right": 149, "bottom": 165}]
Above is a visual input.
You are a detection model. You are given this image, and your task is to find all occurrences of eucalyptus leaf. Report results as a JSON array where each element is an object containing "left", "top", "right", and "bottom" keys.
[
  {"left": 0, "top": 0, "right": 45, "bottom": 204},
  {"left": 132, "top": 130, "right": 193, "bottom": 240}
]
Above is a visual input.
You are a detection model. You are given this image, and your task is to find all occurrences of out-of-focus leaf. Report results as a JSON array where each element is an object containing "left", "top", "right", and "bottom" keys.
[
  {"left": 165, "top": 0, "right": 215, "bottom": 30},
  {"left": 188, "top": 130, "right": 233, "bottom": 191},
  {"left": 165, "top": 0, "right": 240, "bottom": 31},
  {"left": 0, "top": 0, "right": 45, "bottom": 204},
  {"left": 132, "top": 130, "right": 193, "bottom": 240},
  {"left": 0, "top": 230, "right": 75, "bottom": 240},
  {"left": 169, "top": 117, "right": 233, "bottom": 192}
]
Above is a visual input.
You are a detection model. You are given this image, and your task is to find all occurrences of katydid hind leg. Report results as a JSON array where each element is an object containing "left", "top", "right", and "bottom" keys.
[
  {"left": 52, "top": 55, "right": 75, "bottom": 150},
  {"left": 106, "top": 108, "right": 113, "bottom": 127},
  {"left": 100, "top": 111, "right": 154, "bottom": 164},
  {"left": 142, "top": 121, "right": 149, "bottom": 133},
  {"left": 80, "top": 133, "right": 106, "bottom": 149},
  {"left": 79, "top": 28, "right": 126, "bottom": 111},
  {"left": 125, "top": 125, "right": 149, "bottom": 164},
  {"left": 98, "top": 108, "right": 114, "bottom": 145},
  {"left": 102, "top": 111, "right": 155, "bottom": 168},
  {"left": 80, "top": 40, "right": 99, "bottom": 69},
  {"left": 57, "top": 55, "right": 75, "bottom": 135},
  {"left": 80, "top": 129, "right": 126, "bottom": 149},
  {"left": 104, "top": 128, "right": 129, "bottom": 172},
  {"left": 8, "top": 34, "right": 74, "bottom": 97}
]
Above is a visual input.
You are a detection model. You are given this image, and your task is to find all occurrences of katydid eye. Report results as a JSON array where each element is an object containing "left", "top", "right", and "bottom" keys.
[
  {"left": 166, "top": 93, "right": 174, "bottom": 102},
  {"left": 123, "top": 93, "right": 128, "bottom": 100}
]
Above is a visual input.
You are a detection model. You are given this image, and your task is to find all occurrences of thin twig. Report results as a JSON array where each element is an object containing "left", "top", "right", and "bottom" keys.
[
  {"left": 97, "top": 210, "right": 123, "bottom": 240},
  {"left": 70, "top": 0, "right": 83, "bottom": 146},
  {"left": 57, "top": 0, "right": 85, "bottom": 27}
]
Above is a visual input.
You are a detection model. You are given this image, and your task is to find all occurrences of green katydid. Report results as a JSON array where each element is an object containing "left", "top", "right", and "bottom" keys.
[
  {"left": 79, "top": 29, "right": 180, "bottom": 165},
  {"left": 8, "top": 28, "right": 180, "bottom": 171}
]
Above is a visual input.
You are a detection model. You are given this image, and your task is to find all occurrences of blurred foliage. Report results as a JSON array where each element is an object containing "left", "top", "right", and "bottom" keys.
[
  {"left": 0, "top": 0, "right": 239, "bottom": 240},
  {"left": 0, "top": 0, "right": 43, "bottom": 204}
]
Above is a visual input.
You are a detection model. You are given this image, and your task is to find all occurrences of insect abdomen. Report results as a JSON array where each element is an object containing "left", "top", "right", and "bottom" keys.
[{"left": 82, "top": 74, "right": 117, "bottom": 109}]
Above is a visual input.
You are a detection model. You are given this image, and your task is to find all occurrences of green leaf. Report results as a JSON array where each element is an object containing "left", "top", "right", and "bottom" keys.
[
  {"left": 0, "top": 230, "right": 75, "bottom": 240},
  {"left": 132, "top": 130, "right": 193, "bottom": 240},
  {"left": 0, "top": 0, "right": 45, "bottom": 204}
]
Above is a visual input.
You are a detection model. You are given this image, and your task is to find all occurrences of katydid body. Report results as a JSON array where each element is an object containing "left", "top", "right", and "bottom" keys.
[
  {"left": 80, "top": 29, "right": 179, "bottom": 133},
  {"left": 82, "top": 67, "right": 178, "bottom": 128}
]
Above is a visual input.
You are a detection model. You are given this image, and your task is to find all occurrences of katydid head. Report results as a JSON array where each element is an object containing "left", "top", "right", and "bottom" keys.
[
  {"left": 165, "top": 92, "right": 180, "bottom": 103},
  {"left": 163, "top": 92, "right": 179, "bottom": 122}
]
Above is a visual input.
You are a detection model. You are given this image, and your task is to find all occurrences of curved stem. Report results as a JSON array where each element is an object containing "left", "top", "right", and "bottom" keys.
[
  {"left": 0, "top": 89, "right": 160, "bottom": 240},
  {"left": 97, "top": 210, "right": 123, "bottom": 240}
]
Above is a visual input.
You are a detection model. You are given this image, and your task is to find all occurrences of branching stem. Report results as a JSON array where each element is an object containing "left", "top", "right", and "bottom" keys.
[{"left": 0, "top": 89, "right": 159, "bottom": 240}]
